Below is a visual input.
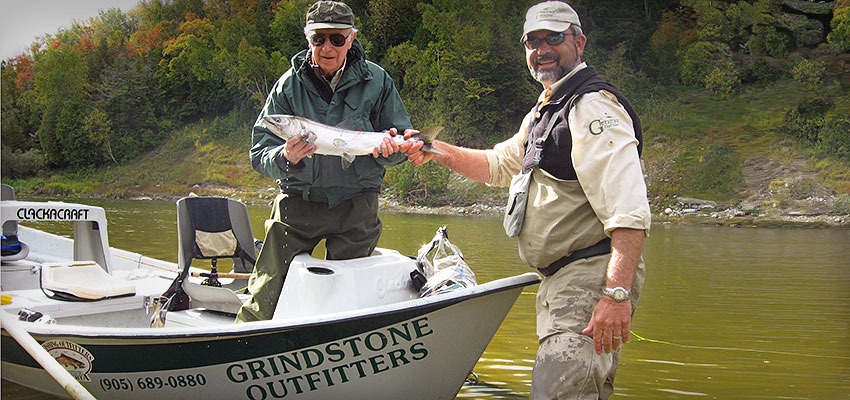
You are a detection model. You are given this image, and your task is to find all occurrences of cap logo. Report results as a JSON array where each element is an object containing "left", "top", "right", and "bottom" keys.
[{"left": 536, "top": 10, "right": 561, "bottom": 20}]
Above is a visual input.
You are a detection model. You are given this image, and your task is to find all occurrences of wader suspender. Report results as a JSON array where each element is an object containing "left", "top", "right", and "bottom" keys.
[{"left": 529, "top": 108, "right": 563, "bottom": 169}]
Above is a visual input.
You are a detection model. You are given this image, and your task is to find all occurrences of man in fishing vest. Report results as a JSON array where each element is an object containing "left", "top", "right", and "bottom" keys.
[
  {"left": 402, "top": 1, "right": 650, "bottom": 398},
  {"left": 237, "top": 1, "right": 413, "bottom": 322}
]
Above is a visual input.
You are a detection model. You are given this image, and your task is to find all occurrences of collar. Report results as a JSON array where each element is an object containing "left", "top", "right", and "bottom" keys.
[{"left": 308, "top": 53, "right": 348, "bottom": 91}]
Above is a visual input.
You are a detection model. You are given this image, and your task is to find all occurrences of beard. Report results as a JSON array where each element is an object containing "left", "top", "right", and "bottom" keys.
[
  {"left": 529, "top": 53, "right": 569, "bottom": 84},
  {"left": 529, "top": 45, "right": 580, "bottom": 84}
]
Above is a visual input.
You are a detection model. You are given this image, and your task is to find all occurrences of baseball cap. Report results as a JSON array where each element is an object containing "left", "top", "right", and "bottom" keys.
[
  {"left": 522, "top": 1, "right": 581, "bottom": 40},
  {"left": 305, "top": 1, "right": 355, "bottom": 31}
]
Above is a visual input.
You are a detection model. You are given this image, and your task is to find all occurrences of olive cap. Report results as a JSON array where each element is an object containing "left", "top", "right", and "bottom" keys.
[{"left": 305, "top": 1, "right": 355, "bottom": 31}]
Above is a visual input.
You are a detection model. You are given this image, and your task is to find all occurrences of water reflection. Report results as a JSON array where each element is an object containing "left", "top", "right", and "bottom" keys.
[{"left": 7, "top": 198, "right": 850, "bottom": 399}]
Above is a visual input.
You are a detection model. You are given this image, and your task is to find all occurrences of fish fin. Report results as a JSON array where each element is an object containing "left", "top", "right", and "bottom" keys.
[
  {"left": 409, "top": 126, "right": 444, "bottom": 154},
  {"left": 421, "top": 143, "right": 444, "bottom": 155},
  {"left": 341, "top": 153, "right": 356, "bottom": 169},
  {"left": 335, "top": 119, "right": 357, "bottom": 131},
  {"left": 417, "top": 126, "right": 444, "bottom": 142}
]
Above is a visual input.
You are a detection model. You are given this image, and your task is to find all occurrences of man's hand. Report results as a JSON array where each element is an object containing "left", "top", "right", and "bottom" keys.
[
  {"left": 373, "top": 127, "right": 404, "bottom": 158},
  {"left": 582, "top": 296, "right": 632, "bottom": 354},
  {"left": 400, "top": 129, "right": 434, "bottom": 166},
  {"left": 284, "top": 132, "right": 318, "bottom": 164}
]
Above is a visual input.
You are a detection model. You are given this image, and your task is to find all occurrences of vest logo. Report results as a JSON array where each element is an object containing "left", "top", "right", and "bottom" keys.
[
  {"left": 589, "top": 113, "right": 620, "bottom": 135},
  {"left": 42, "top": 340, "right": 95, "bottom": 382}
]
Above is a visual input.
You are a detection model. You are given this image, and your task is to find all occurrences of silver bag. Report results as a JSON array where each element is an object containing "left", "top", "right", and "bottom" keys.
[
  {"left": 504, "top": 171, "right": 532, "bottom": 237},
  {"left": 415, "top": 226, "right": 477, "bottom": 297}
]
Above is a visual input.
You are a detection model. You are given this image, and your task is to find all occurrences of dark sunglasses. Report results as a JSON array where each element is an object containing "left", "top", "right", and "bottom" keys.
[
  {"left": 309, "top": 32, "right": 351, "bottom": 47},
  {"left": 523, "top": 32, "right": 574, "bottom": 50}
]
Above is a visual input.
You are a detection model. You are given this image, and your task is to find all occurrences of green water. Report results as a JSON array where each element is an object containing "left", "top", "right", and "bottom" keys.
[{"left": 4, "top": 198, "right": 850, "bottom": 399}]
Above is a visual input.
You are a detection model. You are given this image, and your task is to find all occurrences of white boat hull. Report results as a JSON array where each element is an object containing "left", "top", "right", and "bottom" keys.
[
  {"left": 1, "top": 196, "right": 540, "bottom": 399},
  {"left": 3, "top": 274, "right": 534, "bottom": 399}
]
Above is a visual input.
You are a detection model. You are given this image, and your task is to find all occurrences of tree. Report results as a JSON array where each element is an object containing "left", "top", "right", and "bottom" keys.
[
  {"left": 33, "top": 43, "right": 102, "bottom": 167},
  {"left": 270, "top": 0, "right": 315, "bottom": 64},
  {"left": 364, "top": 0, "right": 422, "bottom": 62},
  {"left": 650, "top": 8, "right": 697, "bottom": 83},
  {"left": 386, "top": 0, "right": 536, "bottom": 148},
  {"left": 828, "top": 0, "right": 850, "bottom": 52},
  {"left": 97, "top": 58, "right": 162, "bottom": 162},
  {"left": 1, "top": 56, "right": 40, "bottom": 152}
]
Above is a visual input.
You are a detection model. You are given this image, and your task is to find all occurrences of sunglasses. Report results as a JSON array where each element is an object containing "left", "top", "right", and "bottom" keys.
[
  {"left": 523, "top": 32, "right": 574, "bottom": 50},
  {"left": 309, "top": 32, "right": 351, "bottom": 47}
]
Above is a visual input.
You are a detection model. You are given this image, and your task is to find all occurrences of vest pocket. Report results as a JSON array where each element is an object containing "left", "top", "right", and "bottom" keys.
[{"left": 504, "top": 171, "right": 532, "bottom": 237}]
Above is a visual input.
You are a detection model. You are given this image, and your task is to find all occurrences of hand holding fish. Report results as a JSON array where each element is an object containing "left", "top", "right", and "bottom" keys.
[
  {"left": 282, "top": 131, "right": 318, "bottom": 165},
  {"left": 402, "top": 130, "right": 433, "bottom": 166},
  {"left": 263, "top": 115, "right": 443, "bottom": 169},
  {"left": 372, "top": 128, "right": 404, "bottom": 158}
]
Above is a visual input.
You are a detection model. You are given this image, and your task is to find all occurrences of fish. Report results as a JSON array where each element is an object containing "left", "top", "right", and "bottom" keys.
[{"left": 262, "top": 114, "right": 442, "bottom": 168}]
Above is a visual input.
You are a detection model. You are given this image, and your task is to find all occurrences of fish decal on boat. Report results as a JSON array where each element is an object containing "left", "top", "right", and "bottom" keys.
[
  {"left": 262, "top": 114, "right": 442, "bottom": 168},
  {"left": 41, "top": 340, "right": 95, "bottom": 381},
  {"left": 55, "top": 354, "right": 86, "bottom": 369}
]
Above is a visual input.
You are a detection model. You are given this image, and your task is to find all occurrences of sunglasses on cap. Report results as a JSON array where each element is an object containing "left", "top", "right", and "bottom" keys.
[
  {"left": 309, "top": 32, "right": 351, "bottom": 47},
  {"left": 523, "top": 32, "right": 574, "bottom": 50}
]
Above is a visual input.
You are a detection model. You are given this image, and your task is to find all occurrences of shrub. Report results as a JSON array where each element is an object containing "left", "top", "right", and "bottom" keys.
[
  {"left": 679, "top": 41, "right": 734, "bottom": 92},
  {"left": 783, "top": 98, "right": 835, "bottom": 143},
  {"left": 1, "top": 147, "right": 45, "bottom": 179},
  {"left": 791, "top": 58, "right": 829, "bottom": 91},
  {"left": 740, "top": 58, "right": 781, "bottom": 85},
  {"left": 818, "top": 114, "right": 850, "bottom": 162},
  {"left": 827, "top": 2, "right": 850, "bottom": 52},
  {"left": 704, "top": 61, "right": 741, "bottom": 98},
  {"left": 789, "top": 178, "right": 820, "bottom": 200},
  {"left": 834, "top": 194, "right": 850, "bottom": 215},
  {"left": 384, "top": 161, "right": 450, "bottom": 205},
  {"left": 747, "top": 25, "right": 791, "bottom": 58},
  {"left": 680, "top": 41, "right": 718, "bottom": 86}
]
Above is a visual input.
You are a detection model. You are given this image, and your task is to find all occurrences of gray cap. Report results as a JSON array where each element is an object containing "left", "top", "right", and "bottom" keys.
[
  {"left": 305, "top": 1, "right": 355, "bottom": 31},
  {"left": 522, "top": 1, "right": 581, "bottom": 40}
]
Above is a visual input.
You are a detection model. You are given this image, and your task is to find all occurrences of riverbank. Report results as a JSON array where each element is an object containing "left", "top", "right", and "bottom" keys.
[
  {"left": 8, "top": 177, "right": 849, "bottom": 228},
  {"left": 125, "top": 185, "right": 850, "bottom": 228}
]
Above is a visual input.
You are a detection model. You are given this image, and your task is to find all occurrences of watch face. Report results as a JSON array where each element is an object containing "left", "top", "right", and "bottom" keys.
[
  {"left": 605, "top": 287, "right": 629, "bottom": 302},
  {"left": 613, "top": 289, "right": 627, "bottom": 302}
]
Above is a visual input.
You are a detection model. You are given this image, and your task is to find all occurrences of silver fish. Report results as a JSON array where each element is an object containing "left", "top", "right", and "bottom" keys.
[{"left": 262, "top": 114, "right": 442, "bottom": 168}]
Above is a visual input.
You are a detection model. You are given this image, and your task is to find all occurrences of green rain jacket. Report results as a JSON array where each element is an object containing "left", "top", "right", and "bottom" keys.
[{"left": 250, "top": 40, "right": 412, "bottom": 208}]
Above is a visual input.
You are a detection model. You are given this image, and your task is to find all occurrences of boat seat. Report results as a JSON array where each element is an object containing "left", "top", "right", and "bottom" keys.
[
  {"left": 160, "top": 196, "right": 257, "bottom": 315},
  {"left": 1, "top": 184, "right": 30, "bottom": 261},
  {"left": 40, "top": 261, "right": 136, "bottom": 301}
]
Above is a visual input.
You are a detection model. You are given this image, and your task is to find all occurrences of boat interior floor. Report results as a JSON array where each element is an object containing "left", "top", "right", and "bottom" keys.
[{"left": 1, "top": 259, "right": 247, "bottom": 329}]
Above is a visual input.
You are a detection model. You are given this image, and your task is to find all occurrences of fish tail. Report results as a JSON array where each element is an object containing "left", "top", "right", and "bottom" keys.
[
  {"left": 418, "top": 126, "right": 443, "bottom": 143},
  {"left": 420, "top": 143, "right": 444, "bottom": 155},
  {"left": 408, "top": 126, "right": 444, "bottom": 154}
]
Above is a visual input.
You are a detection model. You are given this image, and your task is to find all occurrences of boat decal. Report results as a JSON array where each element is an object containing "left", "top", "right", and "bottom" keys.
[
  {"left": 14, "top": 207, "right": 91, "bottom": 221},
  {"left": 41, "top": 340, "right": 95, "bottom": 382},
  {"left": 225, "top": 316, "right": 433, "bottom": 399},
  {"left": 1, "top": 300, "right": 451, "bottom": 373}
]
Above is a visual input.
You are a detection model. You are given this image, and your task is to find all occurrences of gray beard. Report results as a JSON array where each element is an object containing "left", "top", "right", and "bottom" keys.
[
  {"left": 529, "top": 43, "right": 580, "bottom": 84},
  {"left": 531, "top": 64, "right": 570, "bottom": 84}
]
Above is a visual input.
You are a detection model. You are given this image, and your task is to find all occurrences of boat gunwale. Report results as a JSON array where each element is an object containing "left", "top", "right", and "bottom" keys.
[{"left": 2, "top": 273, "right": 540, "bottom": 341}]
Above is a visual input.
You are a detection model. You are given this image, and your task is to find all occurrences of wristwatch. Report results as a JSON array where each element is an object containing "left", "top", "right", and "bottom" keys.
[{"left": 602, "top": 286, "right": 630, "bottom": 302}]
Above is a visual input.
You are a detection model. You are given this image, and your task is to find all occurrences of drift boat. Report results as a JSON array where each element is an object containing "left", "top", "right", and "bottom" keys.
[{"left": 0, "top": 185, "right": 540, "bottom": 399}]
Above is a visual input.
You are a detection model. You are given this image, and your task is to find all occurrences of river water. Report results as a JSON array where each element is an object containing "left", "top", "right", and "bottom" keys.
[{"left": 3, "top": 198, "right": 849, "bottom": 399}]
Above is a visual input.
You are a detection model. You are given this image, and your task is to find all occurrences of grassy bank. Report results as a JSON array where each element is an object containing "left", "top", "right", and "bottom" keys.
[{"left": 4, "top": 79, "right": 850, "bottom": 227}]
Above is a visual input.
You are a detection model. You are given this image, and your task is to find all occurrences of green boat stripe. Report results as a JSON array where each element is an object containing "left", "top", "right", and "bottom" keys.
[{"left": 2, "top": 300, "right": 449, "bottom": 373}]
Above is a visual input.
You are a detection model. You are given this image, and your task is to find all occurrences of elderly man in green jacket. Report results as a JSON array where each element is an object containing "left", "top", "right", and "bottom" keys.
[{"left": 237, "top": 0, "right": 413, "bottom": 322}]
